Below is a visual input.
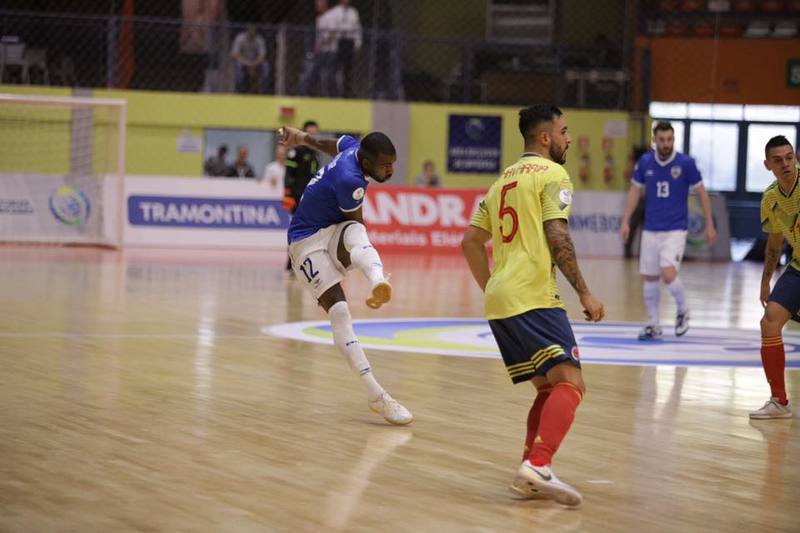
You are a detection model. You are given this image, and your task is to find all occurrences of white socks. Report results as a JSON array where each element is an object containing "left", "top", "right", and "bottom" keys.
[
  {"left": 666, "top": 277, "right": 688, "bottom": 314},
  {"left": 343, "top": 223, "right": 385, "bottom": 287},
  {"left": 328, "top": 301, "right": 385, "bottom": 401},
  {"left": 643, "top": 281, "right": 661, "bottom": 326}
]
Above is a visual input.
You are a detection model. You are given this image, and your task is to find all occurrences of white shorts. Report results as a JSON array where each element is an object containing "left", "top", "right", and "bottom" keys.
[
  {"left": 288, "top": 221, "right": 356, "bottom": 299},
  {"left": 639, "top": 230, "right": 688, "bottom": 276}
]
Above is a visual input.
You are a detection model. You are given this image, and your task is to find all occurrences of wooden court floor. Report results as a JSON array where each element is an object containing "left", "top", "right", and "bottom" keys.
[{"left": 0, "top": 245, "right": 797, "bottom": 532}]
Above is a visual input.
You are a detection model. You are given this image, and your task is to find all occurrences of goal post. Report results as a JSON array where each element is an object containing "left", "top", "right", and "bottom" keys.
[{"left": 0, "top": 94, "right": 127, "bottom": 247}]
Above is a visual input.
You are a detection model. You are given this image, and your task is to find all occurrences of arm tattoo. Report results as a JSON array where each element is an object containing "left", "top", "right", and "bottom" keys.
[
  {"left": 763, "top": 242, "right": 781, "bottom": 279},
  {"left": 544, "top": 219, "right": 589, "bottom": 295}
]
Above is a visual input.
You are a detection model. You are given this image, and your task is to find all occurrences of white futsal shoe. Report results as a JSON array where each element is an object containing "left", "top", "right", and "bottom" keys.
[
  {"left": 513, "top": 460, "right": 582, "bottom": 507},
  {"left": 675, "top": 309, "right": 690, "bottom": 337},
  {"left": 509, "top": 476, "right": 553, "bottom": 500},
  {"left": 369, "top": 392, "right": 413, "bottom": 425},
  {"left": 366, "top": 278, "right": 392, "bottom": 309},
  {"left": 749, "top": 398, "right": 792, "bottom": 419},
  {"left": 638, "top": 325, "right": 663, "bottom": 341}
]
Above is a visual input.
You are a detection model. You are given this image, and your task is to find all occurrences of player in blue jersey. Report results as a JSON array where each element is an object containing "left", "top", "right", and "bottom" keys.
[
  {"left": 278, "top": 125, "right": 413, "bottom": 425},
  {"left": 620, "top": 121, "right": 717, "bottom": 341}
]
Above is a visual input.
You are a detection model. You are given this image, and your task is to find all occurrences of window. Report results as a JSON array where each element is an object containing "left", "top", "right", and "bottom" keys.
[
  {"left": 688, "top": 103, "right": 743, "bottom": 121},
  {"left": 650, "top": 102, "right": 688, "bottom": 119},
  {"left": 746, "top": 124, "right": 797, "bottom": 193},
  {"left": 744, "top": 106, "right": 800, "bottom": 123},
  {"left": 689, "top": 122, "right": 738, "bottom": 191}
]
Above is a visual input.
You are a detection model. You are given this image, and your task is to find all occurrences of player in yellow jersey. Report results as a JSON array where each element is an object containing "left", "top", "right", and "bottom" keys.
[
  {"left": 750, "top": 135, "right": 800, "bottom": 420},
  {"left": 461, "top": 105, "right": 604, "bottom": 506}
]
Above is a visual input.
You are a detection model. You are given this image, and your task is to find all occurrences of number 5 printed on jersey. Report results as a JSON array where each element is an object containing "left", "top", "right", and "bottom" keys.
[{"left": 499, "top": 181, "right": 519, "bottom": 243}]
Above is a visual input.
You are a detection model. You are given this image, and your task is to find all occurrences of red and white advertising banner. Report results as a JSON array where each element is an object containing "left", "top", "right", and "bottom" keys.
[{"left": 363, "top": 186, "right": 485, "bottom": 252}]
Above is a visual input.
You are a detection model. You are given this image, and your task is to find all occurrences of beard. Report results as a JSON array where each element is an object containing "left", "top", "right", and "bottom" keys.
[
  {"left": 550, "top": 144, "right": 567, "bottom": 165},
  {"left": 657, "top": 146, "right": 673, "bottom": 159}
]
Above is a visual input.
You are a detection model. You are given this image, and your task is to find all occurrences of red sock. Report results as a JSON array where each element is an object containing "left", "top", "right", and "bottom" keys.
[
  {"left": 522, "top": 384, "right": 553, "bottom": 461},
  {"left": 528, "top": 382, "right": 583, "bottom": 467},
  {"left": 761, "top": 336, "right": 787, "bottom": 405}
]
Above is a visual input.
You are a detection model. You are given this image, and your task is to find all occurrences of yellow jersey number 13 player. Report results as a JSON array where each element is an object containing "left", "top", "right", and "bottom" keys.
[
  {"left": 750, "top": 135, "right": 800, "bottom": 420},
  {"left": 461, "top": 105, "right": 604, "bottom": 506}
]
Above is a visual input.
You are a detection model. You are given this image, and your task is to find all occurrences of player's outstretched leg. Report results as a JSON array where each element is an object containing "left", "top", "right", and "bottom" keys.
[
  {"left": 341, "top": 223, "right": 392, "bottom": 309},
  {"left": 323, "top": 287, "right": 413, "bottom": 425}
]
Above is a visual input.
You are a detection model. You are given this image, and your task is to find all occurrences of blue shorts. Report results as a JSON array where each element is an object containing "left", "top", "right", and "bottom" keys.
[
  {"left": 769, "top": 266, "right": 800, "bottom": 323},
  {"left": 489, "top": 308, "right": 581, "bottom": 384}
]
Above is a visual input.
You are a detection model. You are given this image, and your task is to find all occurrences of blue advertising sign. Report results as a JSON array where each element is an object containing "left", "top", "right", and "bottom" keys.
[
  {"left": 447, "top": 115, "right": 502, "bottom": 174},
  {"left": 128, "top": 195, "right": 290, "bottom": 229}
]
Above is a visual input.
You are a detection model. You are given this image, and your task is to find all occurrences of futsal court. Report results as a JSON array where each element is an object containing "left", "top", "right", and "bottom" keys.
[{"left": 0, "top": 244, "right": 797, "bottom": 532}]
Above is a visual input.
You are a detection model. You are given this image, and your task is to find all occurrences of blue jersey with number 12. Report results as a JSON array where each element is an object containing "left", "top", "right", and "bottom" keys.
[
  {"left": 287, "top": 135, "right": 365, "bottom": 244},
  {"left": 632, "top": 151, "right": 702, "bottom": 232}
]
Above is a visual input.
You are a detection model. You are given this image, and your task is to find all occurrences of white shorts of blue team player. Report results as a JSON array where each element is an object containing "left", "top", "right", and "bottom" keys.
[
  {"left": 288, "top": 220, "right": 357, "bottom": 300},
  {"left": 639, "top": 229, "right": 688, "bottom": 276}
]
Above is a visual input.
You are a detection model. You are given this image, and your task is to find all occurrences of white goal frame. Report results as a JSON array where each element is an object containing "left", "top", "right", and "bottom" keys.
[{"left": 0, "top": 93, "right": 127, "bottom": 247}]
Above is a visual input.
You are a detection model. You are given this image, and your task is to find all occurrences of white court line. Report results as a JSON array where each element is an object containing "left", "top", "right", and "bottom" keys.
[{"left": 0, "top": 332, "right": 266, "bottom": 339}]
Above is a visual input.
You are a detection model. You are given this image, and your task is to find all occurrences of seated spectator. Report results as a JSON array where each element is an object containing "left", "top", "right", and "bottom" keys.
[
  {"left": 231, "top": 25, "right": 269, "bottom": 94},
  {"left": 226, "top": 145, "right": 256, "bottom": 178},
  {"left": 204, "top": 144, "right": 228, "bottom": 176},
  {"left": 414, "top": 160, "right": 442, "bottom": 188}
]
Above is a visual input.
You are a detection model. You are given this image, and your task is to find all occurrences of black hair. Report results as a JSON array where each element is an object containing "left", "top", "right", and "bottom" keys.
[
  {"left": 518, "top": 105, "right": 563, "bottom": 141},
  {"left": 360, "top": 131, "right": 396, "bottom": 159},
  {"left": 764, "top": 135, "right": 793, "bottom": 158},
  {"left": 632, "top": 145, "right": 649, "bottom": 161},
  {"left": 653, "top": 121, "right": 674, "bottom": 135},
  {"left": 218, "top": 144, "right": 228, "bottom": 154},
  {"left": 302, "top": 120, "right": 318, "bottom": 131}
]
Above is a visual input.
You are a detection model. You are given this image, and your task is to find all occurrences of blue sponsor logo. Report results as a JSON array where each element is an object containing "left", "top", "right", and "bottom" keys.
[
  {"left": 569, "top": 213, "right": 622, "bottom": 233},
  {"left": 447, "top": 115, "right": 502, "bottom": 174},
  {"left": 50, "top": 185, "right": 91, "bottom": 226},
  {"left": 128, "top": 195, "right": 290, "bottom": 229}
]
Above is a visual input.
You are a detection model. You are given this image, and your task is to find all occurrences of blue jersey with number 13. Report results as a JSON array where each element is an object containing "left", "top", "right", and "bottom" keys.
[{"left": 632, "top": 151, "right": 703, "bottom": 232}]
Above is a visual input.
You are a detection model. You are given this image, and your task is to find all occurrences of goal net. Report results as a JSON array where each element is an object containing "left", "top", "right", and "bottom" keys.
[{"left": 0, "top": 94, "right": 126, "bottom": 247}]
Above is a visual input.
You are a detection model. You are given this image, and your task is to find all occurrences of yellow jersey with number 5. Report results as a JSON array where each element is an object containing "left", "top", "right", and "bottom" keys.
[{"left": 470, "top": 153, "right": 574, "bottom": 320}]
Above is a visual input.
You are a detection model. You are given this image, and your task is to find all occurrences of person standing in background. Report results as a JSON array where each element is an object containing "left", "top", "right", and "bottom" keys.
[
  {"left": 283, "top": 121, "right": 322, "bottom": 271},
  {"left": 263, "top": 144, "right": 288, "bottom": 194},
  {"left": 322, "top": 0, "right": 362, "bottom": 97},
  {"left": 620, "top": 121, "right": 717, "bottom": 341},
  {"left": 299, "top": 0, "right": 331, "bottom": 97}
]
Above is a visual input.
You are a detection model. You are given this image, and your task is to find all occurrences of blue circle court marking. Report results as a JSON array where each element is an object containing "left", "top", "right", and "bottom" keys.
[{"left": 263, "top": 318, "right": 800, "bottom": 369}]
